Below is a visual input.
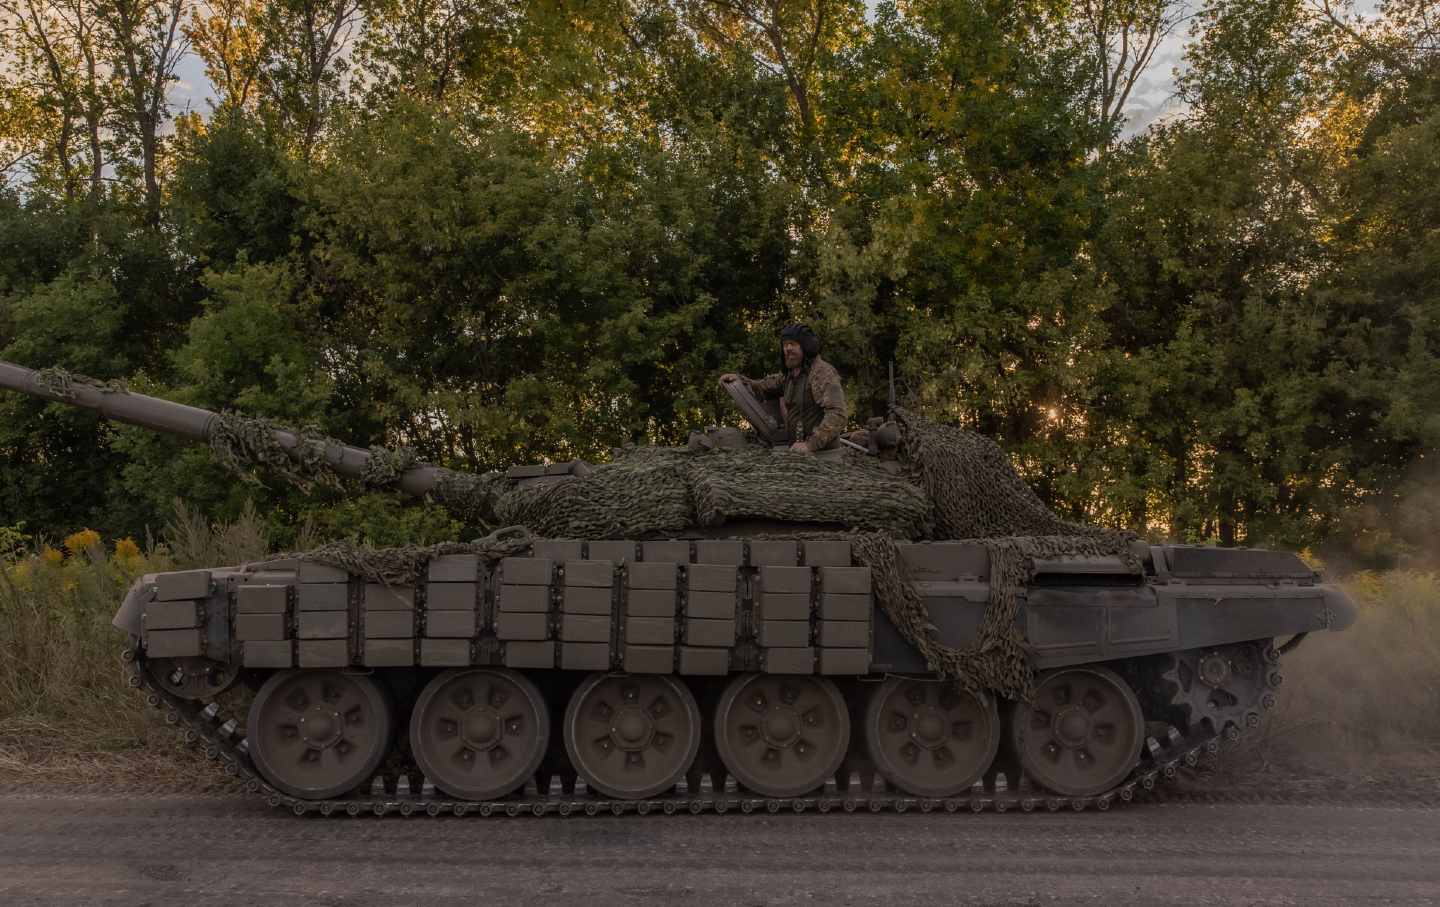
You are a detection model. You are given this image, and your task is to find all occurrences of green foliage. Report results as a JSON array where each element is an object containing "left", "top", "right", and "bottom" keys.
[
  {"left": 304, "top": 493, "right": 463, "bottom": 549},
  {"left": 169, "top": 113, "right": 302, "bottom": 267},
  {"left": 0, "top": 0, "right": 1434, "bottom": 566},
  {"left": 0, "top": 522, "right": 28, "bottom": 558}
]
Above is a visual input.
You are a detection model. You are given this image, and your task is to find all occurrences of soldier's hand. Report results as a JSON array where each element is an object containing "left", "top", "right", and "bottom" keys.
[
  {"left": 789, "top": 440, "right": 812, "bottom": 454},
  {"left": 720, "top": 373, "right": 740, "bottom": 385}
]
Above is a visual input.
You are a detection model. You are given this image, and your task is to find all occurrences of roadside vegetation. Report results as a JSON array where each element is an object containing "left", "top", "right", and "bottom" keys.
[
  {"left": 0, "top": 506, "right": 269, "bottom": 788},
  {"left": 1, "top": 1, "right": 1436, "bottom": 569}
]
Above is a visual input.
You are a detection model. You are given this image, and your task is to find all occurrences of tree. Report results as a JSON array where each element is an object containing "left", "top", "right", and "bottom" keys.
[
  {"left": 0, "top": 0, "right": 1434, "bottom": 558},
  {"left": 95, "top": 0, "right": 189, "bottom": 224},
  {"left": 255, "top": 0, "right": 361, "bottom": 156},
  {"left": 356, "top": 0, "right": 492, "bottom": 105},
  {"left": 0, "top": 0, "right": 110, "bottom": 200},
  {"left": 682, "top": 0, "right": 864, "bottom": 167},
  {"left": 184, "top": 0, "right": 267, "bottom": 111},
  {"left": 1076, "top": 0, "right": 1188, "bottom": 153}
]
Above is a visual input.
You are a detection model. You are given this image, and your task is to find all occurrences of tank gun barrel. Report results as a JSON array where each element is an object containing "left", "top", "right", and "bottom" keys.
[{"left": 0, "top": 360, "right": 446, "bottom": 497}]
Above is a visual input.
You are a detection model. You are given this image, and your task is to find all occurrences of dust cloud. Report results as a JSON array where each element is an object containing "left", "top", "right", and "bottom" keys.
[{"left": 1230, "top": 570, "right": 1440, "bottom": 785}]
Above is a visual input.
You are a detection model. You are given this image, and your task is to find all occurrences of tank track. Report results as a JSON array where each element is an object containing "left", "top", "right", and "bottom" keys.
[{"left": 122, "top": 642, "right": 1283, "bottom": 818}]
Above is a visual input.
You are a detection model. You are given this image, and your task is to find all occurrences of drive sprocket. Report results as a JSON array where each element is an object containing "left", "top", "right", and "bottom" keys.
[{"left": 1156, "top": 641, "right": 1282, "bottom": 739}]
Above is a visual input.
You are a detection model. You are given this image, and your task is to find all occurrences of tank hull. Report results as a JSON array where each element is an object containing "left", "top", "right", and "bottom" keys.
[
  {"left": 116, "top": 538, "right": 1353, "bottom": 674},
  {"left": 116, "top": 535, "right": 1353, "bottom": 813}
]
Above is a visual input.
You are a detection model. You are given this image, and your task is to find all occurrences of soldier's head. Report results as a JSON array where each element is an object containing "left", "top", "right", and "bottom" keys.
[{"left": 779, "top": 323, "right": 820, "bottom": 371}]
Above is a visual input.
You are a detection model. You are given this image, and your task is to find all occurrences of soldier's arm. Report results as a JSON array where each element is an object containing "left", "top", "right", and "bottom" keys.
[
  {"left": 807, "top": 369, "right": 848, "bottom": 449},
  {"left": 745, "top": 373, "right": 786, "bottom": 399}
]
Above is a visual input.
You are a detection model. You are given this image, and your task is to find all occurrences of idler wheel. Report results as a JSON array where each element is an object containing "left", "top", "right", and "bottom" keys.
[
  {"left": 564, "top": 673, "right": 701, "bottom": 800},
  {"left": 714, "top": 673, "right": 849, "bottom": 798},
  {"left": 410, "top": 668, "right": 549, "bottom": 801},
  {"left": 864, "top": 677, "right": 1000, "bottom": 797},
  {"left": 145, "top": 656, "right": 239, "bottom": 701},
  {"left": 247, "top": 669, "right": 394, "bottom": 800},
  {"left": 1011, "top": 665, "right": 1143, "bottom": 798}
]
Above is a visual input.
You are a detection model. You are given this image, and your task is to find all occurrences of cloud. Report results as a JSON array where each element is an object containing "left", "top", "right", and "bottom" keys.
[{"left": 170, "top": 54, "right": 218, "bottom": 111}]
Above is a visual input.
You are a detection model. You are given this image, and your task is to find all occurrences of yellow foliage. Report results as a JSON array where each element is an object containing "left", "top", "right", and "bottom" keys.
[
  {"left": 40, "top": 546, "right": 64, "bottom": 565},
  {"left": 1297, "top": 547, "right": 1325, "bottom": 571},
  {"left": 114, "top": 538, "right": 142, "bottom": 561},
  {"left": 63, "top": 529, "right": 102, "bottom": 556}
]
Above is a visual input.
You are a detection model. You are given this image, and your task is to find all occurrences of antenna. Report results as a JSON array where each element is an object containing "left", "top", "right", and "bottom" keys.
[{"left": 887, "top": 360, "right": 896, "bottom": 413}]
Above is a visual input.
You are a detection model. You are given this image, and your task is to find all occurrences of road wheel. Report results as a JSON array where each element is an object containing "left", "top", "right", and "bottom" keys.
[
  {"left": 409, "top": 668, "right": 549, "bottom": 801},
  {"left": 1011, "top": 665, "right": 1143, "bottom": 798},
  {"left": 248, "top": 669, "right": 393, "bottom": 800},
  {"left": 564, "top": 673, "right": 701, "bottom": 799},
  {"left": 714, "top": 673, "right": 849, "bottom": 798},
  {"left": 865, "top": 676, "right": 1000, "bottom": 797}
]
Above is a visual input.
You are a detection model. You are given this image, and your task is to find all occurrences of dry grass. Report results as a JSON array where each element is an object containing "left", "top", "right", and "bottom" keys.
[
  {"left": 162, "top": 499, "right": 272, "bottom": 570},
  {"left": 0, "top": 716, "right": 235, "bottom": 793}
]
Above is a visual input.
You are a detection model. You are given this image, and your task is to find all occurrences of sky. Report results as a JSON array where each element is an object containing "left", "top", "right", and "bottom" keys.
[{"left": 1119, "top": 27, "right": 1193, "bottom": 134}]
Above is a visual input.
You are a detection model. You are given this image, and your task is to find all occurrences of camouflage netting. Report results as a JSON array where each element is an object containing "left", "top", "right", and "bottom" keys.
[
  {"left": 273, "top": 526, "right": 535, "bottom": 586},
  {"left": 163, "top": 383, "right": 1133, "bottom": 700},
  {"left": 886, "top": 408, "right": 1137, "bottom": 699},
  {"left": 31, "top": 366, "right": 129, "bottom": 397},
  {"left": 493, "top": 446, "right": 931, "bottom": 538},
  {"left": 891, "top": 407, "right": 1117, "bottom": 542},
  {"left": 208, "top": 412, "right": 525, "bottom": 527},
  {"left": 361, "top": 445, "right": 421, "bottom": 487},
  {"left": 208, "top": 413, "right": 344, "bottom": 492},
  {"left": 428, "top": 469, "right": 514, "bottom": 526}
]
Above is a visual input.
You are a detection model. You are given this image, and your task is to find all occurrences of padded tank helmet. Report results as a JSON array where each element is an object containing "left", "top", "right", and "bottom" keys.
[{"left": 779, "top": 323, "right": 820, "bottom": 369}]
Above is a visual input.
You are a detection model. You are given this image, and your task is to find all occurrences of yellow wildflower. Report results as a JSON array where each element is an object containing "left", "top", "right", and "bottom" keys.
[
  {"left": 115, "top": 538, "right": 142, "bottom": 560},
  {"left": 64, "top": 529, "right": 102, "bottom": 556},
  {"left": 41, "top": 546, "right": 64, "bottom": 565}
]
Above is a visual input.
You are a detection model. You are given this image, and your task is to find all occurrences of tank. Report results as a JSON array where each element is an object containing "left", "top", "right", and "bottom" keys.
[{"left": 0, "top": 360, "right": 1356, "bottom": 815}]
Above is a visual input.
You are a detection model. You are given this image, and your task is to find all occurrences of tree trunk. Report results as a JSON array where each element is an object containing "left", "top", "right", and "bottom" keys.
[
  {"left": 85, "top": 53, "right": 103, "bottom": 205},
  {"left": 140, "top": 112, "right": 161, "bottom": 225},
  {"left": 1169, "top": 446, "right": 1189, "bottom": 539},
  {"left": 56, "top": 116, "right": 77, "bottom": 199},
  {"left": 1218, "top": 515, "right": 1236, "bottom": 547}
]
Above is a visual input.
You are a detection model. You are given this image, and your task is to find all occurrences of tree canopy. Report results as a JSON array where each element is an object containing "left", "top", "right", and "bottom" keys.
[{"left": 0, "top": 0, "right": 1435, "bottom": 566}]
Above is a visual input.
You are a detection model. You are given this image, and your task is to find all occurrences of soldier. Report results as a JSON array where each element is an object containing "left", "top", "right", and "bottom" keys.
[{"left": 721, "top": 323, "right": 847, "bottom": 453}]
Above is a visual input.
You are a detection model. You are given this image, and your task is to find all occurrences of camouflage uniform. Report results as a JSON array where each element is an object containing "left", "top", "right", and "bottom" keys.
[{"left": 744, "top": 356, "right": 848, "bottom": 450}]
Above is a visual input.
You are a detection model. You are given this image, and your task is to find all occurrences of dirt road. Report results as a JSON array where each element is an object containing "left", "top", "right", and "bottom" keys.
[{"left": 2, "top": 793, "right": 1436, "bottom": 905}]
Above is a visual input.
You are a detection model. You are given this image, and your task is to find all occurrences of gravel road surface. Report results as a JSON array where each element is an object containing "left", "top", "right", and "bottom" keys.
[{"left": 2, "top": 793, "right": 1436, "bottom": 905}]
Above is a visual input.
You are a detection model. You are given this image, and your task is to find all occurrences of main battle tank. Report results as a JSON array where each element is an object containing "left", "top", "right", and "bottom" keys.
[{"left": 0, "top": 360, "right": 1356, "bottom": 815}]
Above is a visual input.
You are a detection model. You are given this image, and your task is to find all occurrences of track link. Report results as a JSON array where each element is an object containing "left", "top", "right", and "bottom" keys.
[{"left": 123, "top": 644, "right": 1279, "bottom": 818}]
